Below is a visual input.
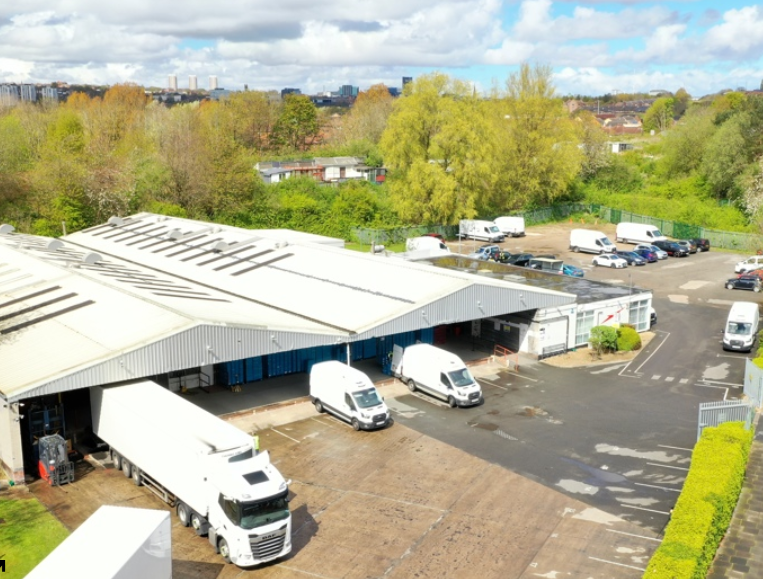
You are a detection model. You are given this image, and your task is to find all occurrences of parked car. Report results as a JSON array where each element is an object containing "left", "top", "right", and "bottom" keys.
[
  {"left": 740, "top": 269, "right": 763, "bottom": 280},
  {"left": 734, "top": 255, "right": 763, "bottom": 273},
  {"left": 592, "top": 253, "right": 628, "bottom": 268},
  {"left": 650, "top": 307, "right": 657, "bottom": 327},
  {"left": 632, "top": 248, "right": 659, "bottom": 263},
  {"left": 468, "top": 244, "right": 502, "bottom": 261},
  {"left": 690, "top": 238, "right": 710, "bottom": 252},
  {"left": 634, "top": 243, "right": 668, "bottom": 260},
  {"left": 502, "top": 252, "right": 534, "bottom": 267},
  {"left": 652, "top": 240, "right": 689, "bottom": 257},
  {"left": 725, "top": 274, "right": 762, "bottom": 292},
  {"left": 561, "top": 264, "right": 585, "bottom": 278},
  {"left": 614, "top": 250, "right": 647, "bottom": 266},
  {"left": 676, "top": 240, "right": 697, "bottom": 254}
]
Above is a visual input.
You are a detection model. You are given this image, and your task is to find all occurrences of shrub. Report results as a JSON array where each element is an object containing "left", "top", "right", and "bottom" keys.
[
  {"left": 589, "top": 325, "right": 618, "bottom": 356},
  {"left": 617, "top": 326, "right": 642, "bottom": 351}
]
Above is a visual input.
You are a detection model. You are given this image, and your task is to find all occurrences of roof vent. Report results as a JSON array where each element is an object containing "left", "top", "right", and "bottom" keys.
[
  {"left": 82, "top": 252, "right": 103, "bottom": 265},
  {"left": 0, "top": 224, "right": 15, "bottom": 235},
  {"left": 167, "top": 229, "right": 183, "bottom": 241},
  {"left": 46, "top": 239, "right": 64, "bottom": 251},
  {"left": 107, "top": 216, "right": 125, "bottom": 227},
  {"left": 213, "top": 241, "right": 229, "bottom": 253}
]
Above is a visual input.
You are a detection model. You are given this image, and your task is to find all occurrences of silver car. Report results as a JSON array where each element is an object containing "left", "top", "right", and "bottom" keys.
[{"left": 634, "top": 243, "right": 668, "bottom": 260}]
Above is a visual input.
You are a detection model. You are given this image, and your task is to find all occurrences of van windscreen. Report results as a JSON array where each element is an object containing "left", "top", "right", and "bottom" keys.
[
  {"left": 352, "top": 388, "right": 382, "bottom": 409},
  {"left": 728, "top": 322, "right": 752, "bottom": 335},
  {"left": 448, "top": 368, "right": 475, "bottom": 388}
]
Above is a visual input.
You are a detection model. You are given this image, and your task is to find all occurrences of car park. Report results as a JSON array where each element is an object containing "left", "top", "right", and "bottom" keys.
[
  {"left": 725, "top": 274, "right": 762, "bottom": 292},
  {"left": 652, "top": 240, "right": 689, "bottom": 257},
  {"left": 676, "top": 240, "right": 697, "bottom": 254},
  {"left": 561, "top": 263, "right": 585, "bottom": 278},
  {"left": 592, "top": 253, "right": 628, "bottom": 268},
  {"left": 735, "top": 255, "right": 763, "bottom": 273},
  {"left": 690, "top": 238, "right": 710, "bottom": 252},
  {"left": 614, "top": 250, "right": 647, "bottom": 266},
  {"left": 633, "top": 248, "right": 658, "bottom": 263},
  {"left": 634, "top": 243, "right": 668, "bottom": 260}
]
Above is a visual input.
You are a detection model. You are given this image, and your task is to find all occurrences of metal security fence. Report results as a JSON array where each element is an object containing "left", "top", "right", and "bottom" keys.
[
  {"left": 697, "top": 400, "right": 754, "bottom": 441},
  {"left": 352, "top": 203, "right": 763, "bottom": 251},
  {"left": 744, "top": 358, "right": 763, "bottom": 408}
]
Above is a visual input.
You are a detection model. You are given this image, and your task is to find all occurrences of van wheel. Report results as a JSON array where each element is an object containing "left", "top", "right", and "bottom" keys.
[
  {"left": 726, "top": 282, "right": 734, "bottom": 290},
  {"left": 407, "top": 379, "right": 417, "bottom": 392},
  {"left": 755, "top": 285, "right": 761, "bottom": 293},
  {"left": 351, "top": 418, "right": 360, "bottom": 431},
  {"left": 448, "top": 396, "right": 457, "bottom": 408},
  {"left": 314, "top": 399, "right": 324, "bottom": 413},
  {"left": 572, "top": 246, "right": 579, "bottom": 253},
  {"left": 218, "top": 537, "right": 232, "bottom": 564}
]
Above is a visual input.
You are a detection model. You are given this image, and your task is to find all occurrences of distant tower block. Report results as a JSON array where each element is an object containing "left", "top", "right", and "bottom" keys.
[
  {"left": 168, "top": 74, "right": 178, "bottom": 90},
  {"left": 189, "top": 75, "right": 198, "bottom": 90},
  {"left": 209, "top": 75, "right": 218, "bottom": 90}
]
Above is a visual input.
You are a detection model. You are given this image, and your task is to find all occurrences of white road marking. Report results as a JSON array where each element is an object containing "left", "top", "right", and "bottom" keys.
[
  {"left": 633, "top": 330, "right": 670, "bottom": 374},
  {"left": 708, "top": 298, "right": 736, "bottom": 306},
  {"left": 680, "top": 280, "right": 710, "bottom": 290},
  {"left": 658, "top": 445, "right": 693, "bottom": 452},
  {"left": 588, "top": 556, "right": 646, "bottom": 571},
  {"left": 272, "top": 428, "right": 300, "bottom": 443},
  {"left": 651, "top": 375, "right": 661, "bottom": 380},
  {"left": 606, "top": 528, "right": 662, "bottom": 542},
  {"left": 665, "top": 377, "right": 674, "bottom": 382},
  {"left": 680, "top": 379, "right": 688, "bottom": 384},
  {"left": 647, "top": 462, "right": 689, "bottom": 471},
  {"left": 694, "top": 383, "right": 730, "bottom": 399},
  {"left": 667, "top": 294, "right": 689, "bottom": 303},
  {"left": 634, "top": 482, "right": 681, "bottom": 493},
  {"left": 621, "top": 504, "right": 672, "bottom": 515}
]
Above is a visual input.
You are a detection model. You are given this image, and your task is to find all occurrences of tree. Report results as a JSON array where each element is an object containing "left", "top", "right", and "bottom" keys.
[
  {"left": 701, "top": 114, "right": 748, "bottom": 198},
  {"left": 574, "top": 110, "right": 610, "bottom": 180},
  {"left": 338, "top": 84, "right": 394, "bottom": 145},
  {"left": 642, "top": 97, "right": 675, "bottom": 132},
  {"left": 271, "top": 95, "right": 319, "bottom": 151},
  {"left": 657, "top": 107, "right": 716, "bottom": 177},
  {"left": 673, "top": 88, "right": 691, "bottom": 117}
]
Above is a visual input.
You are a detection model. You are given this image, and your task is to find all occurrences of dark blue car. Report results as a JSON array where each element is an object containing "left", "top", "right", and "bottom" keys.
[
  {"left": 615, "top": 250, "right": 647, "bottom": 266},
  {"left": 633, "top": 248, "right": 658, "bottom": 263}
]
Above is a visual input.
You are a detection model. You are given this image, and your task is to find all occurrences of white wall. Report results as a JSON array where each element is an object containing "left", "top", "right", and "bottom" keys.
[{"left": 0, "top": 402, "right": 25, "bottom": 483}]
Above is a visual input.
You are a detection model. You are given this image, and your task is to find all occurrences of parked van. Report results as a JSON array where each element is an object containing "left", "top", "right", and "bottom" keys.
[
  {"left": 615, "top": 222, "right": 667, "bottom": 245},
  {"left": 392, "top": 343, "right": 483, "bottom": 407},
  {"left": 458, "top": 220, "right": 505, "bottom": 243},
  {"left": 735, "top": 255, "right": 763, "bottom": 274},
  {"left": 722, "top": 301, "right": 760, "bottom": 352},
  {"left": 569, "top": 229, "right": 617, "bottom": 254},
  {"left": 309, "top": 361, "right": 392, "bottom": 430},
  {"left": 405, "top": 236, "right": 450, "bottom": 253},
  {"left": 494, "top": 216, "right": 526, "bottom": 237}
]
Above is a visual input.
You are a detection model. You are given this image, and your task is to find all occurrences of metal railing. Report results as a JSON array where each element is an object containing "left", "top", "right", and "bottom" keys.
[{"left": 493, "top": 344, "right": 519, "bottom": 371}]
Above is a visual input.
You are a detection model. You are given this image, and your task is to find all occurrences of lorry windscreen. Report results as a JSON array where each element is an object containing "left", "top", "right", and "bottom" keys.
[
  {"left": 352, "top": 388, "right": 382, "bottom": 409},
  {"left": 448, "top": 368, "right": 475, "bottom": 388},
  {"left": 728, "top": 322, "right": 752, "bottom": 335},
  {"left": 239, "top": 492, "right": 290, "bottom": 529}
]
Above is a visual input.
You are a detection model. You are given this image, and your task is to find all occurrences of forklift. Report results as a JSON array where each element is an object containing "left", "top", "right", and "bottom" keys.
[{"left": 37, "top": 434, "right": 74, "bottom": 486}]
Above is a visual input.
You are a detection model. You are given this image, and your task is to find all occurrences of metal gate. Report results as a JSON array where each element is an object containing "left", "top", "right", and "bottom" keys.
[
  {"left": 697, "top": 400, "right": 754, "bottom": 441},
  {"left": 744, "top": 358, "right": 763, "bottom": 408}
]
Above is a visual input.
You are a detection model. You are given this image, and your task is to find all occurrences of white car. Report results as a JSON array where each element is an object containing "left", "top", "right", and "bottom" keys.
[
  {"left": 735, "top": 255, "right": 763, "bottom": 274},
  {"left": 634, "top": 243, "right": 668, "bottom": 260},
  {"left": 592, "top": 253, "right": 628, "bottom": 268}
]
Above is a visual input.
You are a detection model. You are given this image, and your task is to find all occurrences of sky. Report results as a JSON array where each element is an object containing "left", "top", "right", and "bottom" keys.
[{"left": 1, "top": 0, "right": 762, "bottom": 98}]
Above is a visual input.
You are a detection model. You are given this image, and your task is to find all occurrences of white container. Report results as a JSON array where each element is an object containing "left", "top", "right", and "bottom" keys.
[
  {"left": 309, "top": 361, "right": 392, "bottom": 430},
  {"left": 494, "top": 216, "right": 525, "bottom": 237},
  {"left": 91, "top": 381, "right": 292, "bottom": 568},
  {"left": 393, "top": 343, "right": 483, "bottom": 407},
  {"left": 615, "top": 222, "right": 667, "bottom": 244},
  {"left": 458, "top": 220, "right": 505, "bottom": 243},
  {"left": 27, "top": 506, "right": 172, "bottom": 579},
  {"left": 569, "top": 229, "right": 617, "bottom": 254},
  {"left": 722, "top": 301, "right": 760, "bottom": 352}
]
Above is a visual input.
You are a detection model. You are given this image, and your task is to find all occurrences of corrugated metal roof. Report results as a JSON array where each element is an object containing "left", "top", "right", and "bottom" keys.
[{"left": 0, "top": 214, "right": 575, "bottom": 401}]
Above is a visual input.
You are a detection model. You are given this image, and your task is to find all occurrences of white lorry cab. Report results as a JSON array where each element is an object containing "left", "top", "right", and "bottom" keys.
[
  {"left": 494, "top": 216, "right": 526, "bottom": 237},
  {"left": 722, "top": 301, "right": 760, "bottom": 352},
  {"left": 393, "top": 343, "right": 483, "bottom": 407},
  {"left": 615, "top": 222, "right": 667, "bottom": 244},
  {"left": 458, "top": 220, "right": 505, "bottom": 243},
  {"left": 569, "top": 229, "right": 617, "bottom": 254},
  {"left": 91, "top": 381, "right": 292, "bottom": 568},
  {"left": 309, "top": 361, "right": 392, "bottom": 430}
]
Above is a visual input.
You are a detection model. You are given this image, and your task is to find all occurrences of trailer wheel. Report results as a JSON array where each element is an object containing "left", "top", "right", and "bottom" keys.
[
  {"left": 121, "top": 458, "right": 132, "bottom": 478},
  {"left": 177, "top": 502, "right": 191, "bottom": 527},
  {"left": 448, "top": 396, "right": 457, "bottom": 408},
  {"left": 218, "top": 537, "right": 232, "bottom": 564},
  {"left": 132, "top": 466, "right": 142, "bottom": 486},
  {"left": 314, "top": 399, "right": 324, "bottom": 413},
  {"left": 111, "top": 450, "right": 122, "bottom": 471},
  {"left": 407, "top": 379, "right": 416, "bottom": 392},
  {"left": 351, "top": 418, "right": 360, "bottom": 431}
]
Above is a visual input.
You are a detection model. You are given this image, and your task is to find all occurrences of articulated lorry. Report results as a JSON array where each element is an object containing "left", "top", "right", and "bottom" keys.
[{"left": 91, "top": 380, "right": 292, "bottom": 568}]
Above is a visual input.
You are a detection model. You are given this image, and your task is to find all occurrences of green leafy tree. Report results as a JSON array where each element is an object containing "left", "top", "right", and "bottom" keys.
[
  {"left": 271, "top": 95, "right": 320, "bottom": 151},
  {"left": 338, "top": 84, "right": 394, "bottom": 145},
  {"left": 589, "top": 325, "right": 618, "bottom": 358},
  {"left": 642, "top": 97, "right": 675, "bottom": 132},
  {"left": 575, "top": 110, "right": 610, "bottom": 180},
  {"left": 701, "top": 114, "right": 748, "bottom": 198},
  {"left": 657, "top": 107, "right": 716, "bottom": 177},
  {"left": 673, "top": 88, "right": 691, "bottom": 117}
]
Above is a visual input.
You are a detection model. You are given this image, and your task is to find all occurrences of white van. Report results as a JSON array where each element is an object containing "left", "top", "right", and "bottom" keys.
[
  {"left": 735, "top": 255, "right": 763, "bottom": 274},
  {"left": 309, "top": 361, "right": 392, "bottom": 430},
  {"left": 405, "top": 236, "right": 450, "bottom": 253},
  {"left": 494, "top": 216, "right": 525, "bottom": 237},
  {"left": 569, "top": 229, "right": 617, "bottom": 254},
  {"left": 393, "top": 343, "right": 483, "bottom": 407},
  {"left": 458, "top": 220, "right": 505, "bottom": 243},
  {"left": 722, "top": 302, "right": 760, "bottom": 352},
  {"left": 615, "top": 222, "right": 667, "bottom": 244}
]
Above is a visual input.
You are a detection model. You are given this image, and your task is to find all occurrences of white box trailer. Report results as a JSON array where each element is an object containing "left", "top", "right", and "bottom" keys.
[
  {"left": 494, "top": 216, "right": 525, "bottom": 237},
  {"left": 458, "top": 220, "right": 505, "bottom": 243},
  {"left": 392, "top": 343, "right": 483, "bottom": 407},
  {"left": 91, "top": 381, "right": 292, "bottom": 568},
  {"left": 615, "top": 222, "right": 667, "bottom": 244},
  {"left": 26, "top": 505, "right": 171, "bottom": 579},
  {"left": 309, "top": 361, "right": 392, "bottom": 430}
]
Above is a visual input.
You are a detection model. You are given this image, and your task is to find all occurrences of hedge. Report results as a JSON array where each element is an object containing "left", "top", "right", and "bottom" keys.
[{"left": 643, "top": 421, "right": 753, "bottom": 578}]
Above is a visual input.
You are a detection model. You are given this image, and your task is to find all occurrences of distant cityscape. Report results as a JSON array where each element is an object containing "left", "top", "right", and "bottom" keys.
[{"left": 0, "top": 76, "right": 416, "bottom": 108}]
